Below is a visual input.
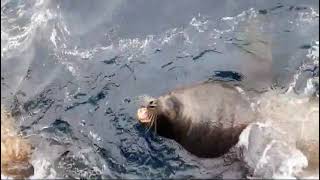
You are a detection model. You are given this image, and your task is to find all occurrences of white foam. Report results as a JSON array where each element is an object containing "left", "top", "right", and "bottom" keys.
[
  {"left": 237, "top": 89, "right": 319, "bottom": 178},
  {"left": 274, "top": 149, "right": 308, "bottom": 179},
  {"left": 221, "top": 16, "right": 234, "bottom": 21},
  {"left": 161, "top": 28, "right": 178, "bottom": 44},
  {"left": 89, "top": 131, "right": 102, "bottom": 142},
  {"left": 237, "top": 123, "right": 253, "bottom": 150},
  {"left": 50, "top": 28, "right": 57, "bottom": 48},
  {"left": 189, "top": 14, "right": 208, "bottom": 32},
  {"left": 303, "top": 78, "right": 316, "bottom": 96},
  {"left": 1, "top": 0, "right": 56, "bottom": 58},
  {"left": 29, "top": 159, "right": 58, "bottom": 179},
  {"left": 298, "top": 7, "right": 319, "bottom": 24},
  {"left": 255, "top": 140, "right": 277, "bottom": 169}
]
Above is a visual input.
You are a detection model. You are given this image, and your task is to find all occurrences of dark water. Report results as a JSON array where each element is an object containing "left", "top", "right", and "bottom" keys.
[{"left": 1, "top": 0, "right": 319, "bottom": 179}]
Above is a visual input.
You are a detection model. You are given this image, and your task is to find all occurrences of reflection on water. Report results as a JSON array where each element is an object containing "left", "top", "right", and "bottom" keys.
[{"left": 1, "top": 0, "right": 319, "bottom": 179}]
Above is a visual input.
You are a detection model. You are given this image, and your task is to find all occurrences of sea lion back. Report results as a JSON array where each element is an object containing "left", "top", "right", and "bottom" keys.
[{"left": 168, "top": 82, "right": 255, "bottom": 127}]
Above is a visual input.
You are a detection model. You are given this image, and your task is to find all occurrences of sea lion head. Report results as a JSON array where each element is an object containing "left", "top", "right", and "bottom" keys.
[
  {"left": 136, "top": 96, "right": 179, "bottom": 129},
  {"left": 137, "top": 98, "right": 160, "bottom": 125}
]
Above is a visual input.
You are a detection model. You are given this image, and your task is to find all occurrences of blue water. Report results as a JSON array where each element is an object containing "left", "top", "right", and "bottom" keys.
[{"left": 1, "top": 0, "right": 318, "bottom": 178}]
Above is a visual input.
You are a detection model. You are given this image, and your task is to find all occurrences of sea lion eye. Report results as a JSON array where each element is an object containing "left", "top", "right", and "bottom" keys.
[{"left": 148, "top": 100, "right": 157, "bottom": 108}]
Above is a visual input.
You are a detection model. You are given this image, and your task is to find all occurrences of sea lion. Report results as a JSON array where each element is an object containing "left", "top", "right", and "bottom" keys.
[
  {"left": 1, "top": 106, "right": 34, "bottom": 179},
  {"left": 137, "top": 82, "right": 257, "bottom": 158}
]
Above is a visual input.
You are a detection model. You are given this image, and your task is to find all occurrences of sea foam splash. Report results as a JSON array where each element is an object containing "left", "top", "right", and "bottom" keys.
[{"left": 237, "top": 90, "right": 319, "bottom": 179}]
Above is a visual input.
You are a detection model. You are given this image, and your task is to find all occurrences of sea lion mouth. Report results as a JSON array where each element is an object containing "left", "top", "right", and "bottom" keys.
[
  {"left": 137, "top": 106, "right": 158, "bottom": 131},
  {"left": 137, "top": 107, "right": 151, "bottom": 123},
  {"left": 136, "top": 97, "right": 160, "bottom": 133}
]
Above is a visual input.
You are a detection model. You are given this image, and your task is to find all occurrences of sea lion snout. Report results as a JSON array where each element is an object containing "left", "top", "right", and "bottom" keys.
[
  {"left": 137, "top": 107, "right": 151, "bottom": 123},
  {"left": 137, "top": 98, "right": 160, "bottom": 124}
]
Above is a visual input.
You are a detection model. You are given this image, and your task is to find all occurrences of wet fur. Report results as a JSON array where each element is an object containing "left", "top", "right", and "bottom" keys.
[
  {"left": 1, "top": 106, "right": 34, "bottom": 179},
  {"left": 139, "top": 82, "right": 257, "bottom": 158}
]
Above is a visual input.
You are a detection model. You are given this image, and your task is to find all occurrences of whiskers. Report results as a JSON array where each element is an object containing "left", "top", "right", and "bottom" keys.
[
  {"left": 135, "top": 95, "right": 159, "bottom": 135},
  {"left": 145, "top": 112, "right": 158, "bottom": 134}
]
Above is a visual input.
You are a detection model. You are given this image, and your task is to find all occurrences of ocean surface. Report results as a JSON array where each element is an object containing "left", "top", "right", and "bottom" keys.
[{"left": 1, "top": 0, "right": 319, "bottom": 179}]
